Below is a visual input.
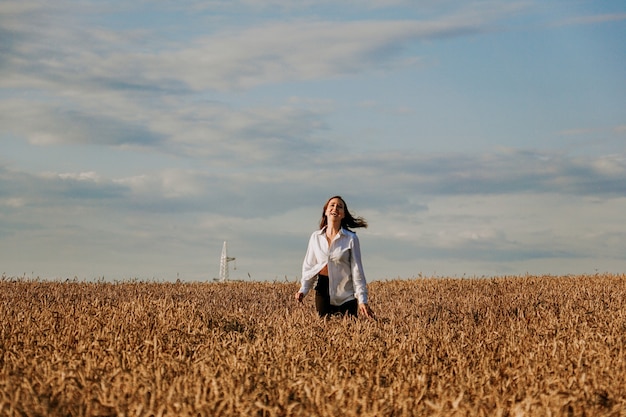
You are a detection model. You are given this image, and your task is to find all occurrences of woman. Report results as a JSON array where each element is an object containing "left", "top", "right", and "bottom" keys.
[{"left": 295, "top": 196, "right": 375, "bottom": 319}]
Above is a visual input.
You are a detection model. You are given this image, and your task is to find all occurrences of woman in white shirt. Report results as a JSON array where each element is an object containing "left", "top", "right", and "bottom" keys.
[{"left": 295, "top": 196, "right": 375, "bottom": 319}]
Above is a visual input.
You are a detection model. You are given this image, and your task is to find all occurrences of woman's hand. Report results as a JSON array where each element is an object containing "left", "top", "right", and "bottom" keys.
[
  {"left": 358, "top": 303, "right": 376, "bottom": 319},
  {"left": 295, "top": 292, "right": 304, "bottom": 302}
]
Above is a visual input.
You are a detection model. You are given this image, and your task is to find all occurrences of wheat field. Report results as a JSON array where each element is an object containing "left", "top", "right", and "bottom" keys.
[{"left": 1, "top": 274, "right": 625, "bottom": 416}]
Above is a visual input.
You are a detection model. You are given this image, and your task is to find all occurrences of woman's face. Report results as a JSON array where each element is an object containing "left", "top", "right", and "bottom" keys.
[{"left": 325, "top": 197, "right": 345, "bottom": 223}]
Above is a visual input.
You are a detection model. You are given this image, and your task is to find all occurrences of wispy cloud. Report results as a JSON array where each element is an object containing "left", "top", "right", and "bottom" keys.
[
  {"left": 3, "top": 150, "right": 625, "bottom": 219},
  {"left": 0, "top": 100, "right": 166, "bottom": 146},
  {"left": 0, "top": 1, "right": 519, "bottom": 93},
  {"left": 0, "top": 0, "right": 529, "bottom": 163},
  {"left": 3, "top": 147, "right": 626, "bottom": 279},
  {"left": 552, "top": 13, "right": 626, "bottom": 27}
]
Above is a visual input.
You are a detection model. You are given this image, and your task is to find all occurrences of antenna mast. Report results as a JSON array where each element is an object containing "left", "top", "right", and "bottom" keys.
[{"left": 219, "top": 241, "right": 236, "bottom": 282}]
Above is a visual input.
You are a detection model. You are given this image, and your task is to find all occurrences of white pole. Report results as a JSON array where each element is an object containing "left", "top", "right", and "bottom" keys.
[{"left": 219, "top": 241, "right": 236, "bottom": 282}]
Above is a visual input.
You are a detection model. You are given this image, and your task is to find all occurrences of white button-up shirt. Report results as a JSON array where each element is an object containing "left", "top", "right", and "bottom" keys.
[{"left": 300, "top": 227, "right": 368, "bottom": 305}]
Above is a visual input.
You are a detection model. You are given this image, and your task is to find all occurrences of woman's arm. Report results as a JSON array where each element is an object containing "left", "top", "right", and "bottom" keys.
[
  {"left": 350, "top": 234, "right": 368, "bottom": 304},
  {"left": 351, "top": 234, "right": 375, "bottom": 318},
  {"left": 298, "top": 232, "right": 323, "bottom": 299}
]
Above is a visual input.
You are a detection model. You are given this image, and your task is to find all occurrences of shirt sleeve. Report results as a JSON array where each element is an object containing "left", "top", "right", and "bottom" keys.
[
  {"left": 350, "top": 234, "right": 368, "bottom": 304},
  {"left": 300, "top": 232, "right": 322, "bottom": 296}
]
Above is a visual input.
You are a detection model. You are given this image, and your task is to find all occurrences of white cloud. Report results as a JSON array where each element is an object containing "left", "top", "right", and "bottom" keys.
[
  {"left": 135, "top": 16, "right": 497, "bottom": 91},
  {"left": 1, "top": 198, "right": 26, "bottom": 208},
  {"left": 0, "top": 1, "right": 517, "bottom": 94},
  {"left": 0, "top": 100, "right": 165, "bottom": 147},
  {"left": 3, "top": 148, "right": 626, "bottom": 279},
  {"left": 552, "top": 13, "right": 626, "bottom": 27},
  {"left": 57, "top": 172, "right": 102, "bottom": 181}
]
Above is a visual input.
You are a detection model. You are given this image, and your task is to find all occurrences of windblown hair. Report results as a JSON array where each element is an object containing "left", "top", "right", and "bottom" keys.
[{"left": 319, "top": 195, "right": 368, "bottom": 231}]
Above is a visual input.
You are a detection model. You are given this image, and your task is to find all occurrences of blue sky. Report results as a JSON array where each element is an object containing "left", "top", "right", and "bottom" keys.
[{"left": 1, "top": 0, "right": 625, "bottom": 281}]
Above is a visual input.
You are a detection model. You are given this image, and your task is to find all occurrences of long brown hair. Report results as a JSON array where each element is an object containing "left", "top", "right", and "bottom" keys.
[{"left": 319, "top": 195, "right": 368, "bottom": 230}]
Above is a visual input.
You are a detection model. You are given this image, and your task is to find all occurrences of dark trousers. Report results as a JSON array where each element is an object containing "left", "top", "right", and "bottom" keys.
[{"left": 315, "top": 275, "right": 358, "bottom": 318}]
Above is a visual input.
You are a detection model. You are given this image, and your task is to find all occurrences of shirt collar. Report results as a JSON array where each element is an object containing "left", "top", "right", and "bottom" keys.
[{"left": 317, "top": 226, "right": 346, "bottom": 235}]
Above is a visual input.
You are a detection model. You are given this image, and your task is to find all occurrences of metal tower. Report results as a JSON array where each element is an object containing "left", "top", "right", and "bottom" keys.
[{"left": 219, "top": 241, "right": 236, "bottom": 282}]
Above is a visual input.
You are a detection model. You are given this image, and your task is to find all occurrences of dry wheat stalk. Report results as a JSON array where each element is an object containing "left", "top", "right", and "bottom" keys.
[{"left": 1, "top": 274, "right": 625, "bottom": 416}]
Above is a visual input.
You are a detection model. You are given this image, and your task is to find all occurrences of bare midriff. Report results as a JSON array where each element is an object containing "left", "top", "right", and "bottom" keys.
[{"left": 319, "top": 264, "right": 329, "bottom": 276}]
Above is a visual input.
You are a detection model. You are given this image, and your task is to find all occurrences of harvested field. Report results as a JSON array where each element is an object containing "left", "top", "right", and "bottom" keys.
[{"left": 1, "top": 274, "right": 625, "bottom": 416}]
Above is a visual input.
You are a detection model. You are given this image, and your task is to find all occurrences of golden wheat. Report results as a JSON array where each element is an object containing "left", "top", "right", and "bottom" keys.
[{"left": 1, "top": 274, "right": 625, "bottom": 416}]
